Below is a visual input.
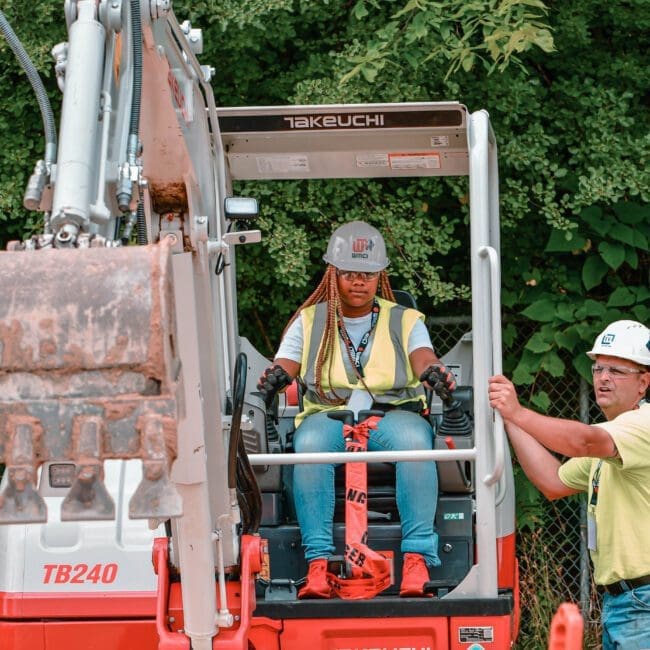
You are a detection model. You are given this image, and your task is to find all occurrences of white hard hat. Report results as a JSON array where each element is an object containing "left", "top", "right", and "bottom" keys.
[
  {"left": 587, "top": 320, "right": 650, "bottom": 366},
  {"left": 322, "top": 220, "right": 389, "bottom": 272}
]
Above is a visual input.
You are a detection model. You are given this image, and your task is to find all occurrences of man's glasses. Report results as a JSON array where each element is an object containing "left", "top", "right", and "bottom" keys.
[
  {"left": 336, "top": 270, "right": 379, "bottom": 281},
  {"left": 591, "top": 364, "right": 647, "bottom": 379}
]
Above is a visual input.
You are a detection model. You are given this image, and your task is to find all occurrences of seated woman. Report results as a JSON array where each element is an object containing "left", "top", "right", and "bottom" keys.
[{"left": 257, "top": 220, "right": 455, "bottom": 598}]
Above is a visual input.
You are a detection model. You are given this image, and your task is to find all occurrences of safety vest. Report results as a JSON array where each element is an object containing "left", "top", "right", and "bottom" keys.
[{"left": 298, "top": 296, "right": 426, "bottom": 424}]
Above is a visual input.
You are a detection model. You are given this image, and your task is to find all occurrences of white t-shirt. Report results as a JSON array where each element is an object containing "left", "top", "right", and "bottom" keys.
[{"left": 276, "top": 311, "right": 433, "bottom": 367}]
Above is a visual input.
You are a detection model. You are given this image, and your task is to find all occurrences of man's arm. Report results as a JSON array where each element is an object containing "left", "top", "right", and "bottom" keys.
[
  {"left": 505, "top": 422, "right": 580, "bottom": 500},
  {"left": 488, "top": 375, "right": 617, "bottom": 458}
]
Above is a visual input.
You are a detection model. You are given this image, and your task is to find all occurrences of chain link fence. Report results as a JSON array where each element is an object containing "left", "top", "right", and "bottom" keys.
[{"left": 427, "top": 316, "right": 602, "bottom": 649}]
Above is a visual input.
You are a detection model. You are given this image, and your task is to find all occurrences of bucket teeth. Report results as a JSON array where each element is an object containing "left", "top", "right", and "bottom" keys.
[
  {"left": 129, "top": 414, "right": 182, "bottom": 519},
  {"left": 60, "top": 416, "right": 116, "bottom": 521},
  {"left": 0, "top": 419, "right": 47, "bottom": 524}
]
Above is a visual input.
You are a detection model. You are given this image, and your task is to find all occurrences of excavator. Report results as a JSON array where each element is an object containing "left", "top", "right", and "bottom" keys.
[{"left": 0, "top": 2, "right": 522, "bottom": 648}]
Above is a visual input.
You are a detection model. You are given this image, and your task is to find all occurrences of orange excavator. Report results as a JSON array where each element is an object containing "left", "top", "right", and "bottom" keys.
[{"left": 1, "top": 2, "right": 519, "bottom": 648}]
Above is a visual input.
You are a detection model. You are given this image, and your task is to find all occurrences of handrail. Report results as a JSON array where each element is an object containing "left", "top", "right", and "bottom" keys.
[
  {"left": 248, "top": 447, "right": 476, "bottom": 466},
  {"left": 478, "top": 245, "right": 505, "bottom": 487}
]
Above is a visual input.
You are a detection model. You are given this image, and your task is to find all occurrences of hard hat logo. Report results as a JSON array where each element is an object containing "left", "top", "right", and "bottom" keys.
[
  {"left": 351, "top": 237, "right": 374, "bottom": 256},
  {"left": 601, "top": 333, "right": 615, "bottom": 347},
  {"left": 323, "top": 221, "right": 389, "bottom": 272}
]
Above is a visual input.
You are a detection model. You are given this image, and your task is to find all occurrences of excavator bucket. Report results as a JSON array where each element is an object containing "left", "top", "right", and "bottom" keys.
[{"left": 0, "top": 242, "right": 182, "bottom": 523}]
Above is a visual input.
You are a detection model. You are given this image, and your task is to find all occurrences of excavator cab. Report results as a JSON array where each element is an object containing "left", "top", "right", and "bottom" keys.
[
  {"left": 216, "top": 103, "right": 516, "bottom": 647},
  {"left": 0, "top": 3, "right": 517, "bottom": 649}
]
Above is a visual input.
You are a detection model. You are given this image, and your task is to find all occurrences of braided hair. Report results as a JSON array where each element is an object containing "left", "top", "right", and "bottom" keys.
[{"left": 283, "top": 265, "right": 395, "bottom": 404}]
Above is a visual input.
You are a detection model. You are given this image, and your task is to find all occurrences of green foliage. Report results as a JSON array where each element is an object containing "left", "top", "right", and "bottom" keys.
[
  {"left": 1, "top": 0, "right": 647, "bottom": 371},
  {"left": 0, "top": 1, "right": 65, "bottom": 247},
  {"left": 341, "top": 0, "right": 555, "bottom": 84}
]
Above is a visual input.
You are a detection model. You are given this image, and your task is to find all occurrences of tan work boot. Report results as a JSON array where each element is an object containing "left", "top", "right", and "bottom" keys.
[
  {"left": 298, "top": 559, "right": 333, "bottom": 599},
  {"left": 399, "top": 553, "right": 432, "bottom": 597}
]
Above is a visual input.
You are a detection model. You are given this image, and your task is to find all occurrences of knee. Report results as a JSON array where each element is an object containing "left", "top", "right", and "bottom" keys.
[
  {"left": 293, "top": 415, "right": 342, "bottom": 453},
  {"left": 384, "top": 413, "right": 433, "bottom": 450}
]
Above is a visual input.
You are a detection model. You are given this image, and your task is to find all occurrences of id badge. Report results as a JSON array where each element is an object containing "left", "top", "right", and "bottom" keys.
[{"left": 587, "top": 510, "right": 597, "bottom": 551}]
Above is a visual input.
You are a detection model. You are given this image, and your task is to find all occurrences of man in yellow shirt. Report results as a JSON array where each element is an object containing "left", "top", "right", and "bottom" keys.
[{"left": 488, "top": 320, "right": 650, "bottom": 650}]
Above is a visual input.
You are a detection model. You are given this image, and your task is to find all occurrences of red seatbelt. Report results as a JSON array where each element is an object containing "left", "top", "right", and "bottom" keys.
[{"left": 329, "top": 415, "right": 393, "bottom": 600}]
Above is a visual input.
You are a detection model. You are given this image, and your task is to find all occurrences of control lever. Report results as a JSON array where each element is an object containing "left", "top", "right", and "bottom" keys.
[{"left": 443, "top": 436, "right": 472, "bottom": 490}]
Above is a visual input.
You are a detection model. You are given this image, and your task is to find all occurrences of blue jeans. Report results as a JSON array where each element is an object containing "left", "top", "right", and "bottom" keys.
[
  {"left": 292, "top": 410, "right": 441, "bottom": 567},
  {"left": 602, "top": 584, "right": 650, "bottom": 649}
]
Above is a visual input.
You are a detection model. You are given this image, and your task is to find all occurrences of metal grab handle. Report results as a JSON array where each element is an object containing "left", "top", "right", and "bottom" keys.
[{"left": 479, "top": 245, "right": 504, "bottom": 486}]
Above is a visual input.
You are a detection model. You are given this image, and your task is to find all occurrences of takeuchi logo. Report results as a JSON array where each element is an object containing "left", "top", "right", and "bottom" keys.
[{"left": 283, "top": 113, "right": 385, "bottom": 129}]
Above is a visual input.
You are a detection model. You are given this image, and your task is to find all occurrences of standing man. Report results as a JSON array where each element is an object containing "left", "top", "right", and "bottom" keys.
[
  {"left": 488, "top": 320, "right": 650, "bottom": 650},
  {"left": 257, "top": 220, "right": 455, "bottom": 599}
]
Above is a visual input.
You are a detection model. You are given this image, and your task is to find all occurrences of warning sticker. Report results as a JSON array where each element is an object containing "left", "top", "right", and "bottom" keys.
[
  {"left": 356, "top": 153, "right": 390, "bottom": 168},
  {"left": 256, "top": 155, "right": 309, "bottom": 174},
  {"left": 430, "top": 135, "right": 449, "bottom": 147},
  {"left": 388, "top": 152, "right": 441, "bottom": 170},
  {"left": 459, "top": 627, "right": 494, "bottom": 643}
]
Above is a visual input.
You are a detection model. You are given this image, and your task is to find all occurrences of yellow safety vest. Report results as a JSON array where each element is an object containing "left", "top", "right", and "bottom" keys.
[{"left": 297, "top": 296, "right": 426, "bottom": 425}]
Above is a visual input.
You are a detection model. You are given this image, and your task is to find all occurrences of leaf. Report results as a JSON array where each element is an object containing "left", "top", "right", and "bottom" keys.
[
  {"left": 581, "top": 255, "right": 608, "bottom": 290},
  {"left": 608, "top": 223, "right": 637, "bottom": 248},
  {"left": 625, "top": 246, "right": 639, "bottom": 269},
  {"left": 613, "top": 201, "right": 649, "bottom": 225},
  {"left": 360, "top": 64, "right": 378, "bottom": 83},
  {"left": 582, "top": 299, "right": 607, "bottom": 317},
  {"left": 521, "top": 298, "right": 556, "bottom": 322},
  {"left": 573, "top": 355, "right": 593, "bottom": 384},
  {"left": 512, "top": 350, "right": 543, "bottom": 385},
  {"left": 544, "top": 228, "right": 586, "bottom": 253},
  {"left": 512, "top": 365, "right": 535, "bottom": 385},
  {"left": 632, "top": 304, "right": 650, "bottom": 322},
  {"left": 606, "top": 287, "right": 636, "bottom": 308},
  {"left": 599, "top": 241, "right": 626, "bottom": 270},
  {"left": 633, "top": 286, "right": 650, "bottom": 302},
  {"left": 555, "top": 302, "right": 576, "bottom": 322},
  {"left": 530, "top": 390, "right": 551, "bottom": 411},
  {"left": 352, "top": 1, "right": 369, "bottom": 20},
  {"left": 525, "top": 332, "right": 552, "bottom": 353},
  {"left": 579, "top": 205, "right": 604, "bottom": 229},
  {"left": 541, "top": 351, "right": 565, "bottom": 377},
  {"left": 503, "top": 322, "right": 518, "bottom": 347},
  {"left": 633, "top": 230, "right": 649, "bottom": 251},
  {"left": 554, "top": 327, "right": 580, "bottom": 350},
  {"left": 461, "top": 51, "right": 475, "bottom": 72}
]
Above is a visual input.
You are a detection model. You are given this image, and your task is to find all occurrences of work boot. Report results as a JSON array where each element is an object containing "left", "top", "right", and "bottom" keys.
[
  {"left": 399, "top": 553, "right": 432, "bottom": 598},
  {"left": 298, "top": 559, "right": 333, "bottom": 599}
]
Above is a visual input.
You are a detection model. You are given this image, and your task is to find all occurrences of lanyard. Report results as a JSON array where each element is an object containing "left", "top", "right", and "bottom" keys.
[
  {"left": 337, "top": 300, "right": 380, "bottom": 377},
  {"left": 590, "top": 460, "right": 603, "bottom": 507}
]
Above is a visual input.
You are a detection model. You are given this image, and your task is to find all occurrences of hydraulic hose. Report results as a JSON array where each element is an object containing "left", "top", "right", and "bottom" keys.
[
  {"left": 228, "top": 353, "right": 248, "bottom": 490},
  {"left": 229, "top": 352, "right": 262, "bottom": 534},
  {"left": 128, "top": 0, "right": 142, "bottom": 140},
  {"left": 117, "top": 0, "right": 143, "bottom": 212},
  {"left": 0, "top": 10, "right": 57, "bottom": 165}
]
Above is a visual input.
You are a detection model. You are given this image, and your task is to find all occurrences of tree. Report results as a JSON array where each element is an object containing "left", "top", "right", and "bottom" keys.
[{"left": 1, "top": 0, "right": 647, "bottom": 372}]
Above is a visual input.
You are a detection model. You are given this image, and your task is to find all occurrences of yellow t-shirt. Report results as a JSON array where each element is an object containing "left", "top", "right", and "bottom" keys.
[{"left": 558, "top": 403, "right": 650, "bottom": 585}]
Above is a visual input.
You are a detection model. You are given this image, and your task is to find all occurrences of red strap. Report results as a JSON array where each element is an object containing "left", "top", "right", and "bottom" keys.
[{"left": 331, "top": 415, "right": 392, "bottom": 599}]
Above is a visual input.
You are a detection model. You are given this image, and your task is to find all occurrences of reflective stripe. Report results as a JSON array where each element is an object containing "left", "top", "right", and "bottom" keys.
[{"left": 298, "top": 297, "right": 425, "bottom": 424}]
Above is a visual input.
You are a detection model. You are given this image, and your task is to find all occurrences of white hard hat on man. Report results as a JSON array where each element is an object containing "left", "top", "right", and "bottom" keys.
[{"left": 587, "top": 319, "right": 650, "bottom": 366}]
